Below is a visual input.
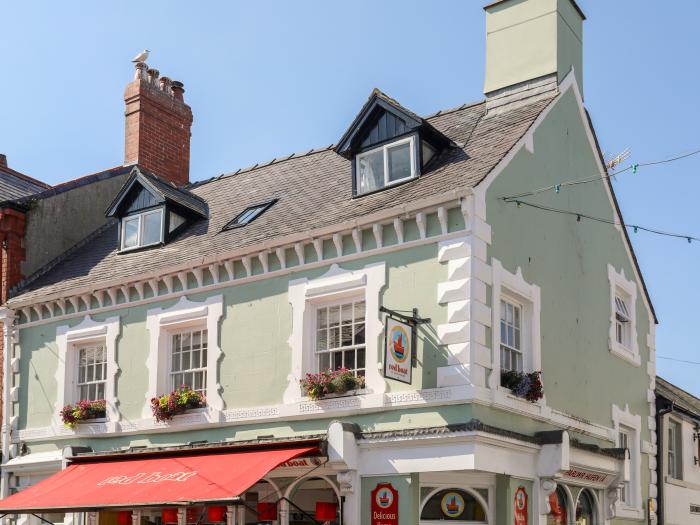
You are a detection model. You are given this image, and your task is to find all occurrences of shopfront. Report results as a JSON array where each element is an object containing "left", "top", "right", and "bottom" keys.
[{"left": 0, "top": 441, "right": 345, "bottom": 525}]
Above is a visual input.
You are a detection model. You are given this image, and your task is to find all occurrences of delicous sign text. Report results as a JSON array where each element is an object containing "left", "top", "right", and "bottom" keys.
[{"left": 371, "top": 483, "right": 399, "bottom": 525}]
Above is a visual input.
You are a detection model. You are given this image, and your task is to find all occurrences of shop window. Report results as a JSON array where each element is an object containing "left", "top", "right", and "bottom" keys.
[
  {"left": 420, "top": 489, "right": 487, "bottom": 522},
  {"left": 607, "top": 265, "right": 639, "bottom": 366},
  {"left": 170, "top": 328, "right": 209, "bottom": 394},
  {"left": 315, "top": 299, "right": 366, "bottom": 377},
  {"left": 668, "top": 419, "right": 683, "bottom": 480},
  {"left": 77, "top": 343, "right": 107, "bottom": 401},
  {"left": 546, "top": 486, "right": 569, "bottom": 524},
  {"left": 575, "top": 490, "right": 596, "bottom": 525}
]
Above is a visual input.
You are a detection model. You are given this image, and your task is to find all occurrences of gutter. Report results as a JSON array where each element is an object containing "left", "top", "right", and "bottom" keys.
[{"left": 655, "top": 398, "right": 675, "bottom": 525}]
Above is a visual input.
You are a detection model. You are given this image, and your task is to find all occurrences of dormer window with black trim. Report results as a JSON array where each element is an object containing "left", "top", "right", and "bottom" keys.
[
  {"left": 335, "top": 89, "right": 452, "bottom": 197},
  {"left": 106, "top": 167, "right": 208, "bottom": 253}
]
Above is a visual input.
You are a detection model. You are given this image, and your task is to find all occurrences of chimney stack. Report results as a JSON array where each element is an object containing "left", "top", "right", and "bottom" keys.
[
  {"left": 124, "top": 61, "right": 193, "bottom": 186},
  {"left": 0, "top": 154, "right": 7, "bottom": 169},
  {"left": 483, "top": 0, "right": 585, "bottom": 99}
]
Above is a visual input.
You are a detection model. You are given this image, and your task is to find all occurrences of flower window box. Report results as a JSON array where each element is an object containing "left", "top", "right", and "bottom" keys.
[
  {"left": 500, "top": 370, "right": 543, "bottom": 403},
  {"left": 60, "top": 400, "right": 107, "bottom": 429},
  {"left": 300, "top": 368, "right": 366, "bottom": 400},
  {"left": 151, "top": 385, "right": 206, "bottom": 423}
]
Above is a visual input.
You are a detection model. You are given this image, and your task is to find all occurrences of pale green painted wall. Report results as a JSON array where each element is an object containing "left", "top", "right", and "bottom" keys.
[
  {"left": 17, "top": 243, "right": 451, "bottom": 430},
  {"left": 485, "top": 88, "right": 653, "bottom": 510}
]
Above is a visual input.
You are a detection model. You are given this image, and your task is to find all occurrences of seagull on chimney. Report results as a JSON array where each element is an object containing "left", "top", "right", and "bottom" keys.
[{"left": 131, "top": 49, "right": 150, "bottom": 63}]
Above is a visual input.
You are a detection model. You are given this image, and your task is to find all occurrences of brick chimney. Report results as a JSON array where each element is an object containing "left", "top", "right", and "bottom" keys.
[{"left": 124, "top": 62, "right": 193, "bottom": 186}]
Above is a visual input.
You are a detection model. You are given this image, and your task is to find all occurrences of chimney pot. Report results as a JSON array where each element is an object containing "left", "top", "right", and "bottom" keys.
[
  {"left": 159, "top": 76, "right": 172, "bottom": 94},
  {"left": 147, "top": 68, "right": 160, "bottom": 85},
  {"left": 134, "top": 62, "right": 148, "bottom": 81},
  {"left": 171, "top": 81, "right": 185, "bottom": 101}
]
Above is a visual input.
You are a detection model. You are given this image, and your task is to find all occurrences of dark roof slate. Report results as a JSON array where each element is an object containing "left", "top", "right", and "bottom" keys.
[
  {"left": 0, "top": 169, "right": 49, "bottom": 203},
  {"left": 656, "top": 376, "right": 700, "bottom": 416},
  {"left": 9, "top": 95, "right": 555, "bottom": 303}
]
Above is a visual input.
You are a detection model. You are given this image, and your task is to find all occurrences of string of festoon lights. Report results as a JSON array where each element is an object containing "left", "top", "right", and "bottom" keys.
[{"left": 499, "top": 147, "right": 700, "bottom": 244}]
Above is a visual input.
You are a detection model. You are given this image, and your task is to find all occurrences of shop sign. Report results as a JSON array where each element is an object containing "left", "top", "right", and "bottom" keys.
[
  {"left": 384, "top": 317, "right": 413, "bottom": 384},
  {"left": 562, "top": 467, "right": 609, "bottom": 484},
  {"left": 440, "top": 491, "right": 465, "bottom": 518},
  {"left": 514, "top": 486, "right": 527, "bottom": 525},
  {"left": 371, "top": 483, "right": 398, "bottom": 525},
  {"left": 277, "top": 457, "right": 325, "bottom": 469}
]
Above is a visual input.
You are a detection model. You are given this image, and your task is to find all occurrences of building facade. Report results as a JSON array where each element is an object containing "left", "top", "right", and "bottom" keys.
[
  {"left": 655, "top": 377, "right": 700, "bottom": 524},
  {"left": 0, "top": 1, "right": 658, "bottom": 524}
]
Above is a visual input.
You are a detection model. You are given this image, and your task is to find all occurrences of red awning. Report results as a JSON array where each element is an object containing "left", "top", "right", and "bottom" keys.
[{"left": 0, "top": 445, "right": 317, "bottom": 513}]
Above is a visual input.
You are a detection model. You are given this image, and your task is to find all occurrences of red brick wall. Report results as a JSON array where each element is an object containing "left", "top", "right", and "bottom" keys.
[
  {"left": 0, "top": 207, "right": 27, "bottom": 431},
  {"left": 124, "top": 76, "right": 193, "bottom": 186}
]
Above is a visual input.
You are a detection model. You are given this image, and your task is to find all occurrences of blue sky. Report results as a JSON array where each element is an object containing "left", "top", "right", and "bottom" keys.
[{"left": 1, "top": 2, "right": 699, "bottom": 393}]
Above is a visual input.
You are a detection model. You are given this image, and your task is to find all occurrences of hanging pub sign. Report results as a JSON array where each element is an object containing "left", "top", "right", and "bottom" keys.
[
  {"left": 514, "top": 486, "right": 528, "bottom": 525},
  {"left": 384, "top": 317, "right": 413, "bottom": 384},
  {"left": 371, "top": 483, "right": 399, "bottom": 525}
]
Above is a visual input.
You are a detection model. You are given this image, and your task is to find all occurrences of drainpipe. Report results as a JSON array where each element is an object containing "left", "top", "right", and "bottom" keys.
[
  {"left": 655, "top": 398, "right": 674, "bottom": 525},
  {"left": 0, "top": 308, "right": 16, "bottom": 501}
]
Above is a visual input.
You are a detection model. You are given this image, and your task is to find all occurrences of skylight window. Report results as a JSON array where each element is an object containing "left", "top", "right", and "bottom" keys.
[{"left": 223, "top": 199, "right": 277, "bottom": 231}]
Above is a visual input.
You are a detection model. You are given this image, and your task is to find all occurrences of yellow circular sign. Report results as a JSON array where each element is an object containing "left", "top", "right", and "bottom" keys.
[
  {"left": 390, "top": 324, "right": 409, "bottom": 363},
  {"left": 440, "top": 492, "right": 465, "bottom": 518}
]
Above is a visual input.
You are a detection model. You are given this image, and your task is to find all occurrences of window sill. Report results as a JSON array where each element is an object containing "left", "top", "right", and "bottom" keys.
[
  {"left": 497, "top": 386, "right": 543, "bottom": 405},
  {"left": 301, "top": 389, "right": 368, "bottom": 402},
  {"left": 352, "top": 176, "right": 418, "bottom": 199},
  {"left": 613, "top": 503, "right": 644, "bottom": 520},
  {"left": 609, "top": 342, "right": 641, "bottom": 367},
  {"left": 75, "top": 417, "right": 107, "bottom": 425}
]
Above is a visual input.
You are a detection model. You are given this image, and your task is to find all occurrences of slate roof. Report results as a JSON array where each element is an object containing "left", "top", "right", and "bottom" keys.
[
  {"left": 0, "top": 167, "right": 50, "bottom": 203},
  {"left": 656, "top": 376, "right": 700, "bottom": 416},
  {"left": 9, "top": 94, "right": 555, "bottom": 304}
]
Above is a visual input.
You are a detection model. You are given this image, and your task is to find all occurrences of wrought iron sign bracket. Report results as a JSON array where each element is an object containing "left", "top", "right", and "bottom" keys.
[{"left": 380, "top": 306, "right": 431, "bottom": 368}]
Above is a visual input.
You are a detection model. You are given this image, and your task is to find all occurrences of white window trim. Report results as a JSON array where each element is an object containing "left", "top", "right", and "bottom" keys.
[
  {"left": 144, "top": 295, "right": 224, "bottom": 418},
  {"left": 355, "top": 136, "right": 416, "bottom": 193},
  {"left": 285, "top": 262, "right": 386, "bottom": 403},
  {"left": 54, "top": 316, "right": 120, "bottom": 429},
  {"left": 489, "top": 259, "right": 541, "bottom": 392},
  {"left": 313, "top": 297, "right": 367, "bottom": 376},
  {"left": 120, "top": 208, "right": 164, "bottom": 251},
  {"left": 667, "top": 415, "right": 683, "bottom": 481},
  {"left": 612, "top": 404, "right": 643, "bottom": 519},
  {"left": 607, "top": 264, "right": 640, "bottom": 366}
]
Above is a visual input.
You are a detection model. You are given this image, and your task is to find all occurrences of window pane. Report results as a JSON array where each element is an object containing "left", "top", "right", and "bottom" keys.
[
  {"left": 317, "top": 329, "right": 328, "bottom": 350},
  {"left": 123, "top": 217, "right": 139, "bottom": 248},
  {"left": 317, "top": 308, "right": 328, "bottom": 329},
  {"left": 142, "top": 210, "right": 162, "bottom": 246},
  {"left": 354, "top": 323, "right": 365, "bottom": 345},
  {"left": 319, "top": 352, "right": 330, "bottom": 371},
  {"left": 357, "top": 348, "right": 365, "bottom": 369},
  {"left": 332, "top": 351, "right": 343, "bottom": 370},
  {"left": 354, "top": 301, "right": 365, "bottom": 321},
  {"left": 329, "top": 306, "right": 340, "bottom": 327},
  {"left": 357, "top": 149, "right": 384, "bottom": 193},
  {"left": 341, "top": 325, "right": 353, "bottom": 347},
  {"left": 387, "top": 142, "right": 412, "bottom": 182}
]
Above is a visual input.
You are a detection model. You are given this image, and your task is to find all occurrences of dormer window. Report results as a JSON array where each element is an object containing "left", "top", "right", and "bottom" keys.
[
  {"left": 106, "top": 167, "right": 208, "bottom": 253},
  {"left": 356, "top": 137, "right": 415, "bottom": 193},
  {"left": 335, "top": 89, "right": 452, "bottom": 197},
  {"left": 121, "top": 208, "right": 164, "bottom": 250}
]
